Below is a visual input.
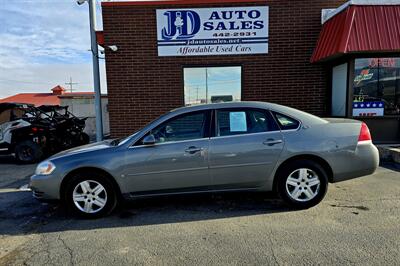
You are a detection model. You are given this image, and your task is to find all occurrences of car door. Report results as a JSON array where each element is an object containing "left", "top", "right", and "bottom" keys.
[
  {"left": 123, "top": 110, "right": 212, "bottom": 195},
  {"left": 209, "top": 108, "right": 284, "bottom": 190}
]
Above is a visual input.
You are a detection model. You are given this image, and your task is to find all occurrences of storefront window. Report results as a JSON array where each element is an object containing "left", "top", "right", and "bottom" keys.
[
  {"left": 353, "top": 58, "right": 400, "bottom": 117},
  {"left": 184, "top": 66, "right": 241, "bottom": 106}
]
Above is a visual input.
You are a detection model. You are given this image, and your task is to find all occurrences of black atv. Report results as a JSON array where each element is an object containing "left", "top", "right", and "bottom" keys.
[
  {"left": 37, "top": 105, "right": 90, "bottom": 152},
  {"left": 0, "top": 103, "right": 90, "bottom": 163}
]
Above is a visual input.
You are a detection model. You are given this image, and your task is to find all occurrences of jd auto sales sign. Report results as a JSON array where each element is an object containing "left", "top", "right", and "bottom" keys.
[{"left": 156, "top": 6, "right": 269, "bottom": 56}]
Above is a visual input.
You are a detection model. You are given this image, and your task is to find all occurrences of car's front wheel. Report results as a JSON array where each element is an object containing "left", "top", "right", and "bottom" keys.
[
  {"left": 64, "top": 172, "right": 117, "bottom": 218},
  {"left": 276, "top": 160, "right": 328, "bottom": 209}
]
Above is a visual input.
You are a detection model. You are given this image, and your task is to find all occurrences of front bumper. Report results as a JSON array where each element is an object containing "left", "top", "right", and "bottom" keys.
[{"left": 30, "top": 173, "right": 62, "bottom": 200}]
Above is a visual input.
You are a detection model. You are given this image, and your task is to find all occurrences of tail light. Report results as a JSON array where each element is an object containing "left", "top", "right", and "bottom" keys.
[{"left": 358, "top": 122, "right": 372, "bottom": 142}]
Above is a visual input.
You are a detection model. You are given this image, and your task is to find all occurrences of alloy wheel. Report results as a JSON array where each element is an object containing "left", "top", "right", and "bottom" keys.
[
  {"left": 285, "top": 168, "right": 321, "bottom": 202},
  {"left": 72, "top": 180, "right": 108, "bottom": 214}
]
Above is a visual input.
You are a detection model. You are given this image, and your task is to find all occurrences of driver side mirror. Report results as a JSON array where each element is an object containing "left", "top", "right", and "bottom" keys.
[{"left": 142, "top": 134, "right": 156, "bottom": 145}]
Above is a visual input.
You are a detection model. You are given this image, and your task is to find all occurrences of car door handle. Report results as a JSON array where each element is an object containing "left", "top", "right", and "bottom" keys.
[
  {"left": 263, "top": 139, "right": 283, "bottom": 146},
  {"left": 185, "top": 146, "right": 203, "bottom": 154}
]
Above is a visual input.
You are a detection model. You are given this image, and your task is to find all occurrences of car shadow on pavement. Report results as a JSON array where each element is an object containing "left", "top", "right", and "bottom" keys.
[{"left": 0, "top": 190, "right": 295, "bottom": 236}]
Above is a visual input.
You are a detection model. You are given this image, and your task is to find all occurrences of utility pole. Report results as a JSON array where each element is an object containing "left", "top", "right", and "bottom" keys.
[
  {"left": 65, "top": 77, "right": 78, "bottom": 93},
  {"left": 205, "top": 68, "right": 208, "bottom": 104},
  {"left": 79, "top": 0, "right": 103, "bottom": 141},
  {"left": 89, "top": 0, "right": 103, "bottom": 142}
]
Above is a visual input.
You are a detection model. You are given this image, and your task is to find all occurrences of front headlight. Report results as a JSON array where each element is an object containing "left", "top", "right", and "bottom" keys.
[{"left": 35, "top": 161, "right": 56, "bottom": 175}]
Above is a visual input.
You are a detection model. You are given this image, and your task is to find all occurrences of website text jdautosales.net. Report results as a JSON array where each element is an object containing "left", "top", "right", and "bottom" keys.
[{"left": 187, "top": 39, "right": 241, "bottom": 45}]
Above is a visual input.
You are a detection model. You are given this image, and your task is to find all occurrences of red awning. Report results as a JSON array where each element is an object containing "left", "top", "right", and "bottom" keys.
[{"left": 311, "top": 5, "right": 400, "bottom": 63}]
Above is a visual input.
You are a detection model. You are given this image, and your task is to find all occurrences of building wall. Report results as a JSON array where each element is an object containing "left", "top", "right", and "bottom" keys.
[
  {"left": 59, "top": 98, "right": 110, "bottom": 137},
  {"left": 102, "top": 0, "right": 346, "bottom": 137}
]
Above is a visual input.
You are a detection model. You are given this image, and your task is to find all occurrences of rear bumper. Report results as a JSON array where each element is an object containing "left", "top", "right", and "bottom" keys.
[{"left": 331, "top": 141, "right": 379, "bottom": 183}]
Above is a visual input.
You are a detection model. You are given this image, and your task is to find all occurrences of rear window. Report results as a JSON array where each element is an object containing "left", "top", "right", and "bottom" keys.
[
  {"left": 273, "top": 112, "right": 300, "bottom": 130},
  {"left": 217, "top": 109, "right": 279, "bottom": 136}
]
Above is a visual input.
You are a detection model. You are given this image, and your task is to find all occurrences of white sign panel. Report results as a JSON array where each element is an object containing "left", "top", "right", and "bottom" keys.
[
  {"left": 229, "top": 112, "right": 247, "bottom": 132},
  {"left": 156, "top": 6, "right": 269, "bottom": 56},
  {"left": 352, "top": 102, "right": 384, "bottom": 117}
]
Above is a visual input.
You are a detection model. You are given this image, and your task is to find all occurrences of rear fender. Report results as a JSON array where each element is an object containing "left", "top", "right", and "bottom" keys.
[{"left": 278, "top": 120, "right": 364, "bottom": 182}]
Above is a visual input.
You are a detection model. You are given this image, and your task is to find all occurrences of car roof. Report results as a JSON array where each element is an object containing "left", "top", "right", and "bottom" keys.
[
  {"left": 170, "top": 101, "right": 326, "bottom": 125},
  {"left": 172, "top": 101, "right": 272, "bottom": 112},
  {"left": 121, "top": 101, "right": 328, "bottom": 147}
]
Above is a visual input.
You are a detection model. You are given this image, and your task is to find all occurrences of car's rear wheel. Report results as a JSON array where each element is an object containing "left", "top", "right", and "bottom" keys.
[
  {"left": 276, "top": 160, "right": 328, "bottom": 209},
  {"left": 64, "top": 172, "right": 117, "bottom": 218},
  {"left": 14, "top": 140, "right": 43, "bottom": 164}
]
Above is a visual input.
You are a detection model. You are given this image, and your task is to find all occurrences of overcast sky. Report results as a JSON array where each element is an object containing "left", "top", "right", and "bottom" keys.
[{"left": 0, "top": 0, "right": 107, "bottom": 98}]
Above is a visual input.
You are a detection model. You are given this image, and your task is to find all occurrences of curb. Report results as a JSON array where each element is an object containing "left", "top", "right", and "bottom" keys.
[{"left": 377, "top": 145, "right": 400, "bottom": 164}]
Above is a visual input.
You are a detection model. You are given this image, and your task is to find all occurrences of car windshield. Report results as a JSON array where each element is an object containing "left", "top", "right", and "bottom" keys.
[
  {"left": 108, "top": 111, "right": 173, "bottom": 146},
  {"left": 114, "top": 133, "right": 137, "bottom": 146}
]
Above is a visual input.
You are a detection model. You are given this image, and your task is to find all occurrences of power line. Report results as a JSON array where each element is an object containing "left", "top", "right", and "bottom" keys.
[
  {"left": 0, "top": 78, "right": 55, "bottom": 85},
  {"left": 65, "top": 77, "right": 79, "bottom": 92},
  {"left": 0, "top": 78, "right": 92, "bottom": 85},
  {"left": 185, "top": 79, "right": 241, "bottom": 86}
]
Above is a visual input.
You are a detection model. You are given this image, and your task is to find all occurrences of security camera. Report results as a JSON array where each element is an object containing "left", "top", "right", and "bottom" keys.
[
  {"left": 108, "top": 45, "right": 118, "bottom": 52},
  {"left": 77, "top": 0, "right": 87, "bottom": 5}
]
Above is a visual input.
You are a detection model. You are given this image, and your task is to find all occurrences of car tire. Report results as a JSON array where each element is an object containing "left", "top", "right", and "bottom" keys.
[
  {"left": 14, "top": 140, "right": 43, "bottom": 164},
  {"left": 276, "top": 159, "right": 328, "bottom": 209},
  {"left": 64, "top": 171, "right": 117, "bottom": 218}
]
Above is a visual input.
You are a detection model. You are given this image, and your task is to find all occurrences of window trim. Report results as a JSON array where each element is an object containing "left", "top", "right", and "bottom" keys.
[
  {"left": 132, "top": 110, "right": 211, "bottom": 147},
  {"left": 271, "top": 111, "right": 302, "bottom": 132},
  {"left": 210, "top": 130, "right": 281, "bottom": 141},
  {"left": 212, "top": 107, "right": 281, "bottom": 138},
  {"left": 132, "top": 137, "right": 209, "bottom": 149}
]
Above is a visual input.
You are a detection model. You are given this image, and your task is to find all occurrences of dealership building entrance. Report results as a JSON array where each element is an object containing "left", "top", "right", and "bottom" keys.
[{"left": 100, "top": 0, "right": 400, "bottom": 143}]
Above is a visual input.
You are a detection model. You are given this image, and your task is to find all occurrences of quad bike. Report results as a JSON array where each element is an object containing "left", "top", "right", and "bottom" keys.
[
  {"left": 0, "top": 103, "right": 90, "bottom": 163},
  {"left": 37, "top": 105, "right": 90, "bottom": 150}
]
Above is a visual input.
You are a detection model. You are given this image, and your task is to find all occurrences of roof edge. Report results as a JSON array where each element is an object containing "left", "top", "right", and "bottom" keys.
[
  {"left": 102, "top": 0, "right": 268, "bottom": 7},
  {"left": 323, "top": 0, "right": 400, "bottom": 24}
]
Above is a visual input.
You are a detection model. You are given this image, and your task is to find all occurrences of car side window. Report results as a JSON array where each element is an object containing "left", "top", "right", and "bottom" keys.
[
  {"left": 217, "top": 109, "right": 278, "bottom": 137},
  {"left": 146, "top": 111, "right": 207, "bottom": 144},
  {"left": 273, "top": 112, "right": 300, "bottom": 130}
]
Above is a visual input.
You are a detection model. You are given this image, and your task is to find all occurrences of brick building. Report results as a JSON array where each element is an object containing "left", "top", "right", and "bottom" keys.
[{"left": 101, "top": 0, "right": 400, "bottom": 143}]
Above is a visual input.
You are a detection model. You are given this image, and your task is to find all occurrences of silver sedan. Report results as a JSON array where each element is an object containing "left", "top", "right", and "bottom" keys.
[{"left": 30, "top": 102, "right": 379, "bottom": 218}]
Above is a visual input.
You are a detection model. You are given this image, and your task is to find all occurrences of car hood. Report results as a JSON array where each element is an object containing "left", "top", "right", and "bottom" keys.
[{"left": 49, "top": 140, "right": 113, "bottom": 160}]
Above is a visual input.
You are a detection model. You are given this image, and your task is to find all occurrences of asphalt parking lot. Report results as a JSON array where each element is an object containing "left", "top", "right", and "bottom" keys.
[{"left": 0, "top": 155, "right": 399, "bottom": 266}]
